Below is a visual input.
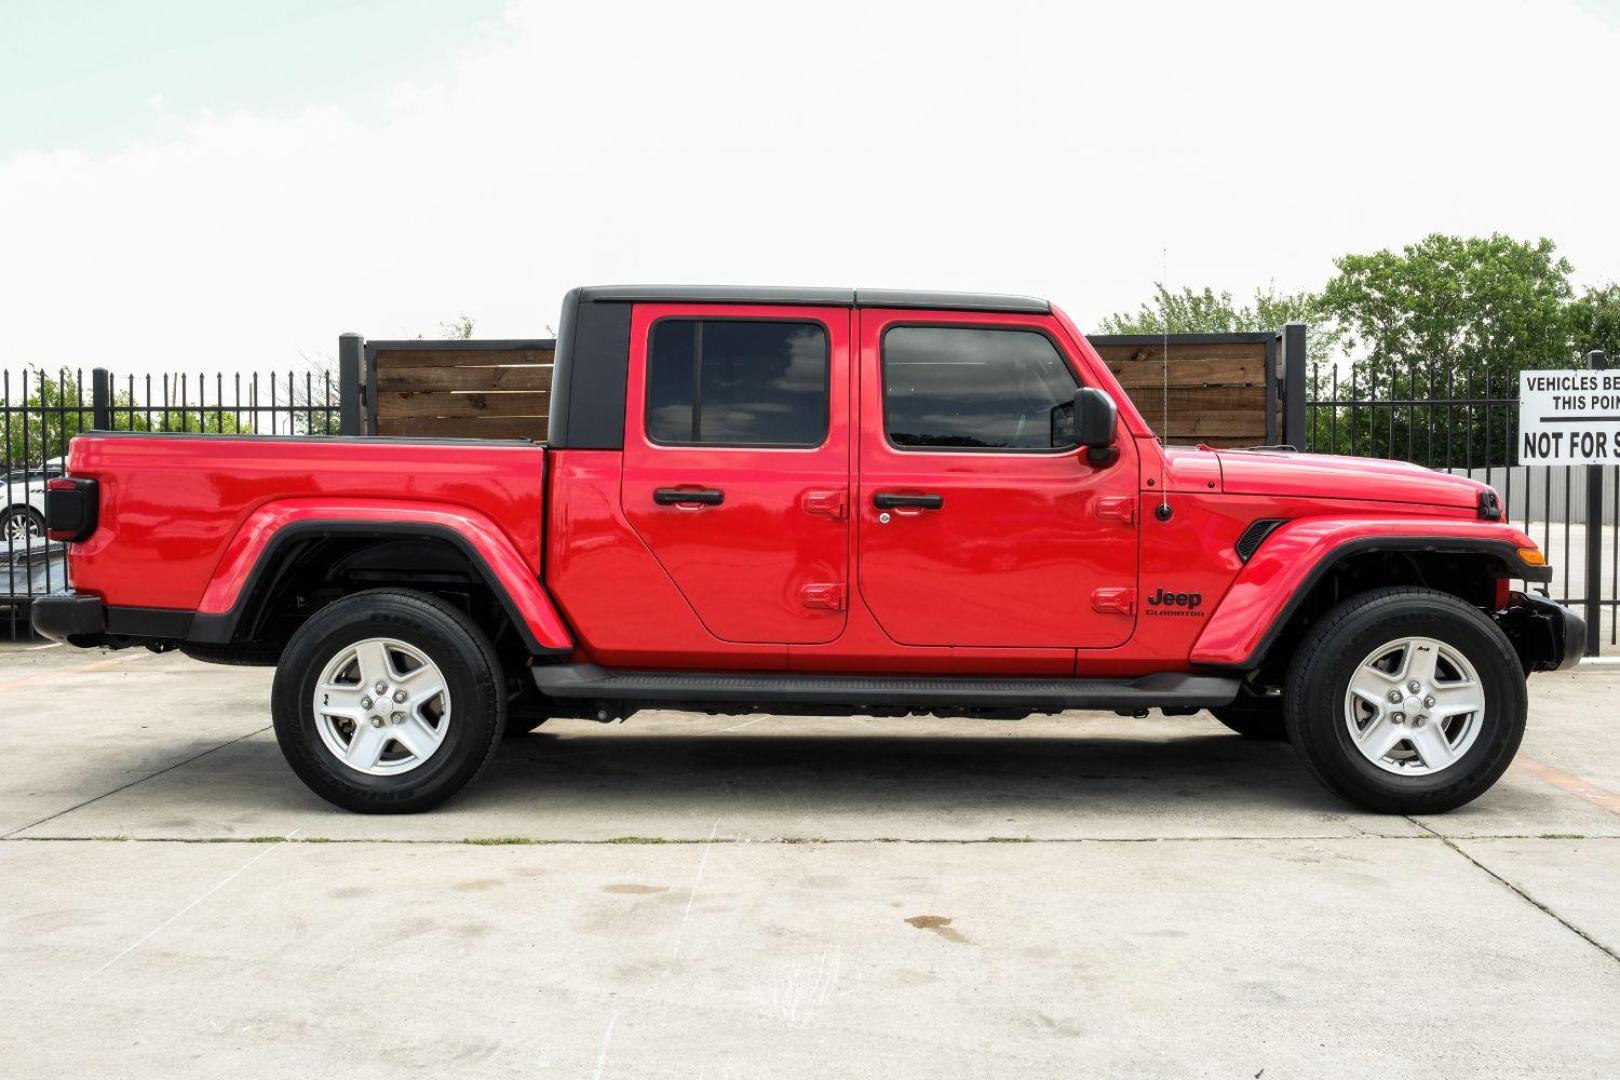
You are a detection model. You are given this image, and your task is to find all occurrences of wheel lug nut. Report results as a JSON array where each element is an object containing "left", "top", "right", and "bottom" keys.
[
  {"left": 390, "top": 712, "right": 405, "bottom": 725},
  {"left": 1412, "top": 716, "right": 1427, "bottom": 728},
  {"left": 1423, "top": 695, "right": 1436, "bottom": 709},
  {"left": 1407, "top": 681, "right": 1421, "bottom": 693},
  {"left": 1388, "top": 690, "right": 1403, "bottom": 703},
  {"left": 369, "top": 716, "right": 385, "bottom": 728},
  {"left": 393, "top": 689, "right": 407, "bottom": 704},
  {"left": 1392, "top": 712, "right": 1406, "bottom": 724},
  {"left": 375, "top": 681, "right": 388, "bottom": 694},
  {"left": 360, "top": 696, "right": 373, "bottom": 710}
]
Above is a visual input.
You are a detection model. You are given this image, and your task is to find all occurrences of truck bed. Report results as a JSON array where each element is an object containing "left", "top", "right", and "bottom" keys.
[{"left": 66, "top": 433, "right": 547, "bottom": 612}]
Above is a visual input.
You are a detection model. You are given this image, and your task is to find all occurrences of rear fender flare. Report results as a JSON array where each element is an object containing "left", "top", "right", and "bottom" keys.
[
  {"left": 1191, "top": 518, "right": 1545, "bottom": 669},
  {"left": 190, "top": 499, "right": 572, "bottom": 654}
]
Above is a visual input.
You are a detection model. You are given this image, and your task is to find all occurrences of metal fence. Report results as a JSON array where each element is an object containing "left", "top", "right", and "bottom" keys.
[
  {"left": 1, "top": 367, "right": 340, "bottom": 640},
  {"left": 1306, "top": 351, "right": 1617, "bottom": 655},
  {"left": 3, "top": 350, "right": 1613, "bottom": 656}
]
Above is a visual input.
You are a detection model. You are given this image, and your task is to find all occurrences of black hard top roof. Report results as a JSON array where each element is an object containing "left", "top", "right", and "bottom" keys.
[{"left": 574, "top": 285, "right": 1050, "bottom": 315}]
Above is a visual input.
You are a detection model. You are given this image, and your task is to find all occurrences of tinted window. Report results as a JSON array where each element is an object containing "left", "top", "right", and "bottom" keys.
[
  {"left": 647, "top": 320, "right": 829, "bottom": 446},
  {"left": 882, "top": 327, "right": 1078, "bottom": 450}
]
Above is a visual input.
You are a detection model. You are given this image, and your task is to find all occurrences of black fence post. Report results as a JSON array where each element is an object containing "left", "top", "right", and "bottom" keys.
[
  {"left": 339, "top": 333, "right": 363, "bottom": 436},
  {"left": 1282, "top": 322, "right": 1307, "bottom": 450},
  {"left": 1586, "top": 349, "right": 1607, "bottom": 657},
  {"left": 91, "top": 368, "right": 111, "bottom": 430}
]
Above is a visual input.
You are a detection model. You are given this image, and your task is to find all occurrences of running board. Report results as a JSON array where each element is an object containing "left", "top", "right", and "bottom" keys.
[{"left": 532, "top": 664, "right": 1240, "bottom": 711}]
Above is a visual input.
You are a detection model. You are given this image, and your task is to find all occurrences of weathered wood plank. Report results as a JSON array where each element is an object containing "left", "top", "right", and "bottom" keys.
[
  {"left": 373, "top": 348, "right": 554, "bottom": 370},
  {"left": 375, "top": 365, "right": 553, "bottom": 393},
  {"left": 377, "top": 414, "right": 549, "bottom": 440},
  {"left": 376, "top": 390, "right": 551, "bottom": 420},
  {"left": 1093, "top": 341, "right": 1269, "bottom": 363},
  {"left": 1106, "top": 357, "right": 1267, "bottom": 389}
]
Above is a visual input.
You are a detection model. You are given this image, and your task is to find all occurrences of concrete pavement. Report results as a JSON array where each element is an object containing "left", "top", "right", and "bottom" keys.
[{"left": 3, "top": 642, "right": 1619, "bottom": 1078}]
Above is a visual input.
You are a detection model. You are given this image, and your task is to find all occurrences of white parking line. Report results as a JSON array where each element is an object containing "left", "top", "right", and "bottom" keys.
[{"left": 76, "top": 828, "right": 300, "bottom": 983}]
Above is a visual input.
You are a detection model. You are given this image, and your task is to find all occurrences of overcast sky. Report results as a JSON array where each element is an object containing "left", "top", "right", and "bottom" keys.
[{"left": 3, "top": 0, "right": 1618, "bottom": 376}]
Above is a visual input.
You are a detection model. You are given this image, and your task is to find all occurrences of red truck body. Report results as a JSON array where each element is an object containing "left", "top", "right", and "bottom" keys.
[{"left": 33, "top": 286, "right": 1583, "bottom": 814}]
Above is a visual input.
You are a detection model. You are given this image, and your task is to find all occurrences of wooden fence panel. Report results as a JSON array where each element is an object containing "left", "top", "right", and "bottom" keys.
[
  {"left": 368, "top": 342, "right": 554, "bottom": 441},
  {"left": 1091, "top": 336, "right": 1274, "bottom": 449},
  {"left": 362, "top": 334, "right": 1278, "bottom": 448}
]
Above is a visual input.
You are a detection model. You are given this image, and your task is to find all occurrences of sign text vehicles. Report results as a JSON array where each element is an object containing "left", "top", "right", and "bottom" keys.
[{"left": 1518, "top": 369, "right": 1620, "bottom": 466}]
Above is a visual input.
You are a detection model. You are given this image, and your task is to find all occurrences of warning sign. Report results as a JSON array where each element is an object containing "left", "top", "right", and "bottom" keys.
[{"left": 1519, "top": 369, "right": 1620, "bottom": 465}]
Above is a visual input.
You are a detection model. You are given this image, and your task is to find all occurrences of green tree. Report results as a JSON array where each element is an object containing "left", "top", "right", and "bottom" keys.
[
  {"left": 1570, "top": 283, "right": 1620, "bottom": 364},
  {"left": 1318, "top": 234, "right": 1580, "bottom": 465},
  {"left": 1096, "top": 283, "right": 1338, "bottom": 366},
  {"left": 1320, "top": 233, "right": 1575, "bottom": 394}
]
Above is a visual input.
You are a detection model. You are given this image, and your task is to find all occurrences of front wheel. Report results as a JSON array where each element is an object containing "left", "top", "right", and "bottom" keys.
[
  {"left": 1284, "top": 587, "right": 1526, "bottom": 814},
  {"left": 272, "top": 589, "right": 506, "bottom": 813}
]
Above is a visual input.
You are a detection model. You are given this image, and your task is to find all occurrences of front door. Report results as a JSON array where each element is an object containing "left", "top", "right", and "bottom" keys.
[
  {"left": 621, "top": 303, "right": 851, "bottom": 645},
  {"left": 855, "top": 309, "right": 1138, "bottom": 649}
]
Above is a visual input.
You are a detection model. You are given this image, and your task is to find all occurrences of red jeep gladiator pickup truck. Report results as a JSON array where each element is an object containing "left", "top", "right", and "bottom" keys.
[{"left": 34, "top": 286, "right": 1583, "bottom": 814}]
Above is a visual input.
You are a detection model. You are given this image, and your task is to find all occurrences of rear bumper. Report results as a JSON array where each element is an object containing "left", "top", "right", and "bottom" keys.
[
  {"left": 30, "top": 592, "right": 106, "bottom": 646},
  {"left": 1495, "top": 592, "right": 1586, "bottom": 672}
]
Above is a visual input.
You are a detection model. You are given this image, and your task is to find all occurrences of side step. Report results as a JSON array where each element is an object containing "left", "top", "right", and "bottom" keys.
[{"left": 532, "top": 664, "right": 1241, "bottom": 711}]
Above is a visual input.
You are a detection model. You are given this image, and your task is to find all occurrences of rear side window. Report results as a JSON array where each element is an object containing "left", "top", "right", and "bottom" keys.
[
  {"left": 646, "top": 319, "right": 829, "bottom": 447},
  {"left": 882, "top": 326, "right": 1079, "bottom": 450}
]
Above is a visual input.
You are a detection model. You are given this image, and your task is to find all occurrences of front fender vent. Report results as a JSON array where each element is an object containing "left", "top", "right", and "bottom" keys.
[{"left": 1235, "top": 518, "right": 1288, "bottom": 563}]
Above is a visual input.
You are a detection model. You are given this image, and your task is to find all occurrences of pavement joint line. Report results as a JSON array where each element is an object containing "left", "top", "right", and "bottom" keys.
[
  {"left": 6, "top": 832, "right": 1619, "bottom": 847},
  {"left": 0, "top": 724, "right": 273, "bottom": 839},
  {"left": 1409, "top": 816, "right": 1620, "bottom": 967}
]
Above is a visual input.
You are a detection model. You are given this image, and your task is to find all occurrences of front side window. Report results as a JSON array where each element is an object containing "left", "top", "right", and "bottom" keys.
[
  {"left": 882, "top": 326, "right": 1079, "bottom": 450},
  {"left": 646, "top": 319, "right": 829, "bottom": 447}
]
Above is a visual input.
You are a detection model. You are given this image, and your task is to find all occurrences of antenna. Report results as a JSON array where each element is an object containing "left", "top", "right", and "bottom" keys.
[{"left": 1156, "top": 247, "right": 1171, "bottom": 520}]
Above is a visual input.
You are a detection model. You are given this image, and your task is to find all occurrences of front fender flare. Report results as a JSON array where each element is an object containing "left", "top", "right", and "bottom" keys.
[
  {"left": 1190, "top": 518, "right": 1545, "bottom": 669},
  {"left": 189, "top": 499, "right": 573, "bottom": 654}
]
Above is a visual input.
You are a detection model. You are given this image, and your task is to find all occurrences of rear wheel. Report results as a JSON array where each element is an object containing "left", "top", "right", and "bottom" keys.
[
  {"left": 272, "top": 589, "right": 505, "bottom": 813},
  {"left": 1284, "top": 587, "right": 1525, "bottom": 814}
]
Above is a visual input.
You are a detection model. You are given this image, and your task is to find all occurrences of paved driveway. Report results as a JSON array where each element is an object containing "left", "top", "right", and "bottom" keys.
[{"left": 2, "top": 643, "right": 1618, "bottom": 1078}]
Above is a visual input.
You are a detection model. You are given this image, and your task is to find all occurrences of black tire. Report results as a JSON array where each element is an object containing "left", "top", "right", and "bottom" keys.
[
  {"left": 1284, "top": 587, "right": 1526, "bottom": 814},
  {"left": 272, "top": 589, "right": 506, "bottom": 813},
  {"left": 1211, "top": 694, "right": 1287, "bottom": 740}
]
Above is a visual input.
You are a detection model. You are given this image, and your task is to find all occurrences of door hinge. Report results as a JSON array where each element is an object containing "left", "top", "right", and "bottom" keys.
[
  {"left": 801, "top": 489, "right": 848, "bottom": 520},
  {"left": 1096, "top": 496, "right": 1136, "bottom": 525},
  {"left": 1091, "top": 587, "right": 1135, "bottom": 615},
  {"left": 800, "top": 583, "right": 847, "bottom": 611}
]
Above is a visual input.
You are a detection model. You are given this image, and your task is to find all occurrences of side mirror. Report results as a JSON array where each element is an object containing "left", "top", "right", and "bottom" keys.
[{"left": 1075, "top": 387, "right": 1119, "bottom": 466}]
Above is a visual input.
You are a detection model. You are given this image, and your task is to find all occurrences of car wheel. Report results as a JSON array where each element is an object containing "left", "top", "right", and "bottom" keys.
[
  {"left": 1284, "top": 587, "right": 1526, "bottom": 814},
  {"left": 272, "top": 589, "right": 505, "bottom": 813},
  {"left": 1211, "top": 693, "right": 1287, "bottom": 740},
  {"left": 2, "top": 507, "right": 46, "bottom": 543}
]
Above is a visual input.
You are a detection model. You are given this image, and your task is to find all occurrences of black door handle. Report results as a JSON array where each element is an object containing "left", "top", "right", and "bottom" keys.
[
  {"left": 654, "top": 487, "right": 724, "bottom": 506},
  {"left": 873, "top": 492, "right": 943, "bottom": 510}
]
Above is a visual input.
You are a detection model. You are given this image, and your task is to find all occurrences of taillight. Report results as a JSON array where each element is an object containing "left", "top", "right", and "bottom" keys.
[{"left": 45, "top": 477, "right": 98, "bottom": 542}]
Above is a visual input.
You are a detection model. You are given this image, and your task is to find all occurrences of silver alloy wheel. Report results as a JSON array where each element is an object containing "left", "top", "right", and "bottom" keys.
[
  {"left": 1343, "top": 636, "right": 1485, "bottom": 776},
  {"left": 313, "top": 637, "right": 451, "bottom": 776},
  {"left": 3, "top": 510, "right": 42, "bottom": 542}
]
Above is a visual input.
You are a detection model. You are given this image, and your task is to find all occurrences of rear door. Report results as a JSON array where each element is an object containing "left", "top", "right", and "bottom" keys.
[
  {"left": 855, "top": 309, "right": 1139, "bottom": 649},
  {"left": 620, "top": 303, "right": 851, "bottom": 644}
]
